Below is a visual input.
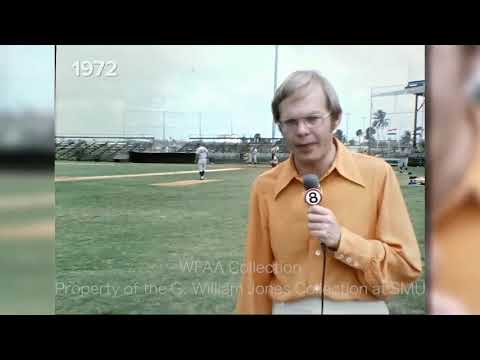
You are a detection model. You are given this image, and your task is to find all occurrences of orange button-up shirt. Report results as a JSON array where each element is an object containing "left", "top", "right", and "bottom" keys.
[
  {"left": 432, "top": 141, "right": 480, "bottom": 314},
  {"left": 235, "top": 138, "right": 422, "bottom": 314}
]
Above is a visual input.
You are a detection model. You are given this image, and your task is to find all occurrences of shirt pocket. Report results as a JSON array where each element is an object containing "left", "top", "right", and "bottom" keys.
[{"left": 268, "top": 201, "right": 310, "bottom": 262}]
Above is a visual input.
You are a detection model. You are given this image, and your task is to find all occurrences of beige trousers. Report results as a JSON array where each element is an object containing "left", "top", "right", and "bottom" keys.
[{"left": 272, "top": 297, "right": 390, "bottom": 315}]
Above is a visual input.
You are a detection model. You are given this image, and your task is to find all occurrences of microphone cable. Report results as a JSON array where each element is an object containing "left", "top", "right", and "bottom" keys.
[
  {"left": 303, "top": 174, "right": 327, "bottom": 315},
  {"left": 321, "top": 243, "right": 327, "bottom": 315}
]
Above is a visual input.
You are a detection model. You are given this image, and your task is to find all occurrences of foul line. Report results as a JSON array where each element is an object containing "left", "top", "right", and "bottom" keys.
[{"left": 55, "top": 167, "right": 245, "bottom": 182}]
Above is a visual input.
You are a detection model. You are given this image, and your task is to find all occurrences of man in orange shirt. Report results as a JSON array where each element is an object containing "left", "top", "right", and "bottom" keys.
[{"left": 235, "top": 70, "right": 422, "bottom": 314}]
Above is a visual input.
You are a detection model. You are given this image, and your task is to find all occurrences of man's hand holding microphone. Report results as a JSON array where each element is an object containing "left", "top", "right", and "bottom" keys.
[
  {"left": 303, "top": 174, "right": 342, "bottom": 251},
  {"left": 308, "top": 206, "right": 341, "bottom": 251}
]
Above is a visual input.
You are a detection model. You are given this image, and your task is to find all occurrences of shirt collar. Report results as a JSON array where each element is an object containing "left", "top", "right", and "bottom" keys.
[
  {"left": 332, "top": 137, "right": 366, "bottom": 188},
  {"left": 273, "top": 137, "right": 366, "bottom": 199}
]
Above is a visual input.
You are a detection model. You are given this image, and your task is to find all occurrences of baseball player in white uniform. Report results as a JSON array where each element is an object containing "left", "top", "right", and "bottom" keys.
[
  {"left": 271, "top": 144, "right": 280, "bottom": 167},
  {"left": 271, "top": 144, "right": 280, "bottom": 159},
  {"left": 195, "top": 144, "right": 208, "bottom": 180},
  {"left": 251, "top": 147, "right": 258, "bottom": 165}
]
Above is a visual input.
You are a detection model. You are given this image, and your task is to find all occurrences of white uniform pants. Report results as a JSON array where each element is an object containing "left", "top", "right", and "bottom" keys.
[{"left": 197, "top": 159, "right": 207, "bottom": 172}]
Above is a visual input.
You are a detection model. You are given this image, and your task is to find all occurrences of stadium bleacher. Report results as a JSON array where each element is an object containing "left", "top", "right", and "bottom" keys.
[{"left": 55, "top": 136, "right": 154, "bottom": 162}]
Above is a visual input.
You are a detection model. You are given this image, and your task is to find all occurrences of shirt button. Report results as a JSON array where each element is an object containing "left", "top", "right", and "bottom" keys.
[
  {"left": 315, "top": 249, "right": 322, "bottom": 256},
  {"left": 346, "top": 257, "right": 353, "bottom": 264}
]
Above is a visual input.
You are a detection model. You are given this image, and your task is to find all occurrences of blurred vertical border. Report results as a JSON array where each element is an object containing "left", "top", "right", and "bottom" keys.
[{"left": 0, "top": 45, "right": 55, "bottom": 314}]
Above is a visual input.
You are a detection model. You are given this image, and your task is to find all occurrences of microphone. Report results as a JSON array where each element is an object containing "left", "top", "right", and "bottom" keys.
[
  {"left": 303, "top": 174, "right": 327, "bottom": 315},
  {"left": 303, "top": 174, "right": 322, "bottom": 205},
  {"left": 303, "top": 174, "right": 319, "bottom": 189}
]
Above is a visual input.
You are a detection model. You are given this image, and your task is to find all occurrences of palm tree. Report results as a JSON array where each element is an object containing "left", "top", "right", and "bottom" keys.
[
  {"left": 400, "top": 130, "right": 412, "bottom": 147},
  {"left": 365, "top": 126, "right": 377, "bottom": 151},
  {"left": 356, "top": 129, "right": 363, "bottom": 145},
  {"left": 415, "top": 126, "right": 424, "bottom": 143},
  {"left": 372, "top": 110, "right": 390, "bottom": 141},
  {"left": 418, "top": 139, "right": 425, "bottom": 152},
  {"left": 365, "top": 127, "right": 376, "bottom": 141},
  {"left": 334, "top": 129, "right": 346, "bottom": 143}
]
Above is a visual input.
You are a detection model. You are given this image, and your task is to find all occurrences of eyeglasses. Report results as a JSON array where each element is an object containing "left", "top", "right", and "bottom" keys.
[{"left": 279, "top": 113, "right": 331, "bottom": 131}]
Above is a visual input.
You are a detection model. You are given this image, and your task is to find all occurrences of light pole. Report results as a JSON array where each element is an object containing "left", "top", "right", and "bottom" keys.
[
  {"left": 361, "top": 116, "right": 367, "bottom": 149},
  {"left": 122, "top": 111, "right": 126, "bottom": 137},
  {"left": 199, "top": 112, "right": 202, "bottom": 139},
  {"left": 368, "top": 88, "right": 374, "bottom": 154},
  {"left": 413, "top": 94, "right": 419, "bottom": 152},
  {"left": 162, "top": 111, "right": 166, "bottom": 141},
  {"left": 272, "top": 45, "right": 279, "bottom": 141},
  {"left": 345, "top": 112, "right": 350, "bottom": 141}
]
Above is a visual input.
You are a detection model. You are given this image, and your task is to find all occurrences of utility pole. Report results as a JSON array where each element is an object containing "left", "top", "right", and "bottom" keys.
[
  {"left": 413, "top": 94, "right": 418, "bottom": 152},
  {"left": 368, "top": 88, "right": 373, "bottom": 154},
  {"left": 345, "top": 112, "right": 350, "bottom": 141},
  {"left": 162, "top": 111, "right": 166, "bottom": 141},
  {"left": 272, "top": 45, "right": 279, "bottom": 141},
  {"left": 199, "top": 112, "right": 202, "bottom": 139},
  {"left": 122, "top": 111, "right": 126, "bottom": 137}
]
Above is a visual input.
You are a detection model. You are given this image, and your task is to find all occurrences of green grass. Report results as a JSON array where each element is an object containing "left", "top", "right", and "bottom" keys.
[
  {"left": 55, "top": 161, "right": 240, "bottom": 177},
  {"left": 55, "top": 162, "right": 425, "bottom": 314},
  {"left": 0, "top": 172, "right": 55, "bottom": 314},
  {"left": 387, "top": 166, "right": 426, "bottom": 314}
]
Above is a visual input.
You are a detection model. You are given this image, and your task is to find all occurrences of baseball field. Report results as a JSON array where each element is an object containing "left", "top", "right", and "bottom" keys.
[{"left": 55, "top": 161, "right": 425, "bottom": 314}]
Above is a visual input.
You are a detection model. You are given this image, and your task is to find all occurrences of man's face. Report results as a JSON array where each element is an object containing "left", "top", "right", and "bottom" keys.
[
  {"left": 429, "top": 45, "right": 480, "bottom": 204},
  {"left": 278, "top": 83, "right": 339, "bottom": 165},
  {"left": 429, "top": 46, "right": 469, "bottom": 176}
]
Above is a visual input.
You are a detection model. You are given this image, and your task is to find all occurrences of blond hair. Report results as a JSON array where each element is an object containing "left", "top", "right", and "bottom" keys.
[{"left": 271, "top": 70, "right": 342, "bottom": 123}]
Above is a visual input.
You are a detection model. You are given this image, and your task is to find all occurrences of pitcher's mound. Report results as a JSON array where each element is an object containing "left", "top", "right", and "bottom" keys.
[{"left": 151, "top": 179, "right": 223, "bottom": 187}]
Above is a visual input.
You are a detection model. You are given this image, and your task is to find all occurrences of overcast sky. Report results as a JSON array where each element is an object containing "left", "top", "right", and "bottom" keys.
[
  {"left": 0, "top": 45, "right": 55, "bottom": 113},
  {"left": 52, "top": 45, "right": 424, "bottom": 140}
]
